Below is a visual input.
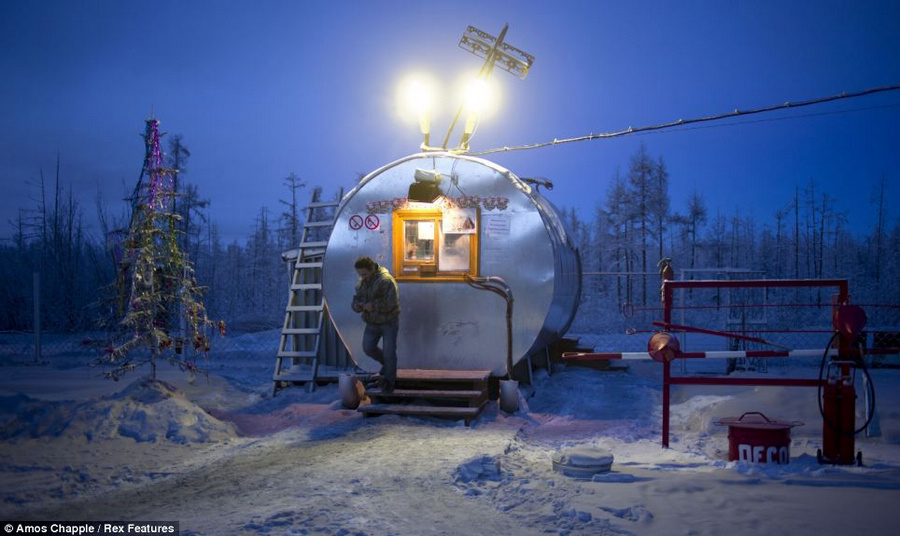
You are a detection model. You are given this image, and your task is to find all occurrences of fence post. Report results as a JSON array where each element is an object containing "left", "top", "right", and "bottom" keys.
[
  {"left": 33, "top": 271, "right": 41, "bottom": 363},
  {"left": 662, "top": 279, "right": 673, "bottom": 448}
]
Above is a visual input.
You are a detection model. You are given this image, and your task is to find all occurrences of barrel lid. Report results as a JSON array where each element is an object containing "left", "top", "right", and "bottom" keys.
[
  {"left": 552, "top": 445, "right": 614, "bottom": 478},
  {"left": 552, "top": 445, "right": 614, "bottom": 468},
  {"left": 715, "top": 411, "right": 803, "bottom": 430}
]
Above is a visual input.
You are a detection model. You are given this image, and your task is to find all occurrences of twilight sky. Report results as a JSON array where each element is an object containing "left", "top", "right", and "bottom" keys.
[{"left": 1, "top": 0, "right": 898, "bottom": 244}]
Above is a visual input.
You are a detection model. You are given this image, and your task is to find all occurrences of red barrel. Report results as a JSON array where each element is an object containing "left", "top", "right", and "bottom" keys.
[{"left": 715, "top": 412, "right": 804, "bottom": 464}]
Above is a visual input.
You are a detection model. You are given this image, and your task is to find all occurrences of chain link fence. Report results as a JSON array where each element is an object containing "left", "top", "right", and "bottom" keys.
[
  {"left": 571, "top": 272, "right": 899, "bottom": 373},
  {"left": 0, "top": 330, "right": 283, "bottom": 381}
]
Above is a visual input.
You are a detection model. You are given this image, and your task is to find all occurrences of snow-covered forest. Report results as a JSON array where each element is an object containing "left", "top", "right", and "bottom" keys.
[{"left": 2, "top": 143, "right": 897, "bottom": 335}]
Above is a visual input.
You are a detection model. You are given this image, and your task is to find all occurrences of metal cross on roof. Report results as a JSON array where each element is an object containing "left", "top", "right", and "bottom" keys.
[
  {"left": 458, "top": 24, "right": 534, "bottom": 80},
  {"left": 441, "top": 23, "right": 535, "bottom": 151}
]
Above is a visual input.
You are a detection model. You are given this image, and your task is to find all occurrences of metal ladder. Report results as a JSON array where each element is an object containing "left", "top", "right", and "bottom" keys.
[{"left": 273, "top": 188, "right": 341, "bottom": 394}]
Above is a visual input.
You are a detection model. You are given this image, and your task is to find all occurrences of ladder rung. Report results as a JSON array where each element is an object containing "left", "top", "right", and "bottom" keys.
[
  {"left": 282, "top": 328, "right": 321, "bottom": 335},
  {"left": 290, "top": 283, "right": 322, "bottom": 291},
  {"left": 303, "top": 221, "right": 334, "bottom": 228},
  {"left": 307, "top": 201, "right": 340, "bottom": 209},
  {"left": 286, "top": 305, "right": 324, "bottom": 312},
  {"left": 277, "top": 351, "right": 317, "bottom": 359},
  {"left": 294, "top": 262, "right": 323, "bottom": 269},
  {"left": 273, "top": 371, "right": 315, "bottom": 382}
]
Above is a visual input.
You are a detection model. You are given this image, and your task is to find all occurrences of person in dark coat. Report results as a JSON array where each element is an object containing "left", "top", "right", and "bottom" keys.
[{"left": 351, "top": 256, "right": 401, "bottom": 392}]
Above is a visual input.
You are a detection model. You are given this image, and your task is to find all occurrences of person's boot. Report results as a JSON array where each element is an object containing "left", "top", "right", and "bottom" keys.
[{"left": 379, "top": 378, "right": 395, "bottom": 394}]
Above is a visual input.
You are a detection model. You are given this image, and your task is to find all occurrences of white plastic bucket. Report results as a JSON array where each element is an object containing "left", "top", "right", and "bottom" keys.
[
  {"left": 339, "top": 373, "right": 361, "bottom": 409},
  {"left": 499, "top": 379, "right": 519, "bottom": 414}
]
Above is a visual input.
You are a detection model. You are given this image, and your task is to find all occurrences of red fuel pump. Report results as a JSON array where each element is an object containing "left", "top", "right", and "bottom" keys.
[
  {"left": 820, "top": 360, "right": 859, "bottom": 464},
  {"left": 817, "top": 304, "right": 873, "bottom": 465}
]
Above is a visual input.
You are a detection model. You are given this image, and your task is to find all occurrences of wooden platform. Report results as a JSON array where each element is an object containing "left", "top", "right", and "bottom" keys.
[{"left": 358, "top": 369, "right": 491, "bottom": 425}]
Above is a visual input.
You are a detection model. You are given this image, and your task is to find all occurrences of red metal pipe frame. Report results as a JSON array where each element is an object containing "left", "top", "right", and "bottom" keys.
[
  {"left": 669, "top": 377, "right": 822, "bottom": 387},
  {"left": 659, "top": 278, "right": 849, "bottom": 448},
  {"left": 562, "top": 349, "right": 853, "bottom": 360},
  {"left": 663, "top": 278, "right": 849, "bottom": 291},
  {"left": 652, "top": 321, "right": 787, "bottom": 348}
]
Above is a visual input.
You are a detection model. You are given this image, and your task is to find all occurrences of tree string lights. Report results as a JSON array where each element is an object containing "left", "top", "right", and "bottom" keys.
[
  {"left": 90, "top": 118, "right": 224, "bottom": 381},
  {"left": 470, "top": 84, "right": 900, "bottom": 156}
]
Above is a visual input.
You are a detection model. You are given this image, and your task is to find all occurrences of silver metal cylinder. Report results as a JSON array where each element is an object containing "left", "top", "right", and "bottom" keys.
[{"left": 323, "top": 153, "right": 580, "bottom": 375}]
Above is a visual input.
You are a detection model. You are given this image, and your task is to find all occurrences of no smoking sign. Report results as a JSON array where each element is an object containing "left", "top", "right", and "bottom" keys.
[{"left": 349, "top": 214, "right": 380, "bottom": 231}]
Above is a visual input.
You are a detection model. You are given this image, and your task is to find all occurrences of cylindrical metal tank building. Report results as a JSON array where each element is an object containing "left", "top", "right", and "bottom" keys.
[{"left": 322, "top": 153, "right": 580, "bottom": 376}]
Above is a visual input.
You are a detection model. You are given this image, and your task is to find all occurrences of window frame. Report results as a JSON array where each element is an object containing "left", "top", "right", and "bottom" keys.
[{"left": 391, "top": 207, "right": 480, "bottom": 282}]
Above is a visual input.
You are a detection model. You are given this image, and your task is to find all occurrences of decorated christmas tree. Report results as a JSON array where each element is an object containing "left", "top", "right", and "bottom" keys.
[{"left": 94, "top": 118, "right": 223, "bottom": 380}]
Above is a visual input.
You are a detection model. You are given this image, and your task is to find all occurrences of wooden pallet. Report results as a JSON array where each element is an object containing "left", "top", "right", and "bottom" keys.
[{"left": 358, "top": 369, "right": 491, "bottom": 425}]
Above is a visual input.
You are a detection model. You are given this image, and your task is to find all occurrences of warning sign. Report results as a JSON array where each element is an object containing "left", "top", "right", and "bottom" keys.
[
  {"left": 365, "top": 214, "right": 380, "bottom": 230},
  {"left": 349, "top": 215, "right": 364, "bottom": 230},
  {"left": 484, "top": 214, "right": 511, "bottom": 237}
]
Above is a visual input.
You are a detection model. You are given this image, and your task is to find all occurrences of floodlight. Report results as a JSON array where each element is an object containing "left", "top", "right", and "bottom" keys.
[
  {"left": 463, "top": 78, "right": 491, "bottom": 114},
  {"left": 398, "top": 76, "right": 437, "bottom": 148},
  {"left": 408, "top": 168, "right": 444, "bottom": 203}
]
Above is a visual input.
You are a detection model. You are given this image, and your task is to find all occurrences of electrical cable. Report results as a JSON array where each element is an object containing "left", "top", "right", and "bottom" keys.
[
  {"left": 629, "top": 102, "right": 900, "bottom": 138},
  {"left": 470, "top": 83, "right": 900, "bottom": 156},
  {"left": 447, "top": 157, "right": 469, "bottom": 198},
  {"left": 856, "top": 339, "right": 877, "bottom": 435}
]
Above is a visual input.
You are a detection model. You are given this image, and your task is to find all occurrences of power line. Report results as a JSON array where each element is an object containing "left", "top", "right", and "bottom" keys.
[
  {"left": 470, "top": 84, "right": 900, "bottom": 156},
  {"left": 631, "top": 102, "right": 900, "bottom": 137}
]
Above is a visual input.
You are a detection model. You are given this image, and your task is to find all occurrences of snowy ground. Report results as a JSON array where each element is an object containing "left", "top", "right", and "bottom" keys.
[{"left": 2, "top": 330, "right": 900, "bottom": 535}]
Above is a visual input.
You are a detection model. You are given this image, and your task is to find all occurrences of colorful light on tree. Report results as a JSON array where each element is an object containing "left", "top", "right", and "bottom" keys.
[{"left": 92, "top": 117, "right": 223, "bottom": 381}]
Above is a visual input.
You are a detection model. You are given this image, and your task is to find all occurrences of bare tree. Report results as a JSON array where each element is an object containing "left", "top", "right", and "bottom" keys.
[
  {"left": 605, "top": 170, "right": 630, "bottom": 304},
  {"left": 872, "top": 174, "right": 886, "bottom": 294},
  {"left": 279, "top": 173, "right": 306, "bottom": 249}
]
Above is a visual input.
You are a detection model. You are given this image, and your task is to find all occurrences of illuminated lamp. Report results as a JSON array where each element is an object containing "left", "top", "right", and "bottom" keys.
[{"left": 408, "top": 168, "right": 443, "bottom": 203}]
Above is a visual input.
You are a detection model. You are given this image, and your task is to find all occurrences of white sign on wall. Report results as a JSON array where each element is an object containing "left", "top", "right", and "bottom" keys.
[
  {"left": 484, "top": 214, "right": 511, "bottom": 237},
  {"left": 442, "top": 208, "right": 478, "bottom": 234}
]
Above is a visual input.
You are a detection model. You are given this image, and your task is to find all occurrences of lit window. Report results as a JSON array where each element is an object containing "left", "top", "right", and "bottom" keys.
[
  {"left": 404, "top": 220, "right": 435, "bottom": 261},
  {"left": 392, "top": 208, "right": 479, "bottom": 281}
]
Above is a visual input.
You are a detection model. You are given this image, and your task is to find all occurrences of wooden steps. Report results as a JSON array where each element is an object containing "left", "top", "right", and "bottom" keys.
[
  {"left": 366, "top": 388, "right": 485, "bottom": 403},
  {"left": 358, "top": 369, "right": 491, "bottom": 425}
]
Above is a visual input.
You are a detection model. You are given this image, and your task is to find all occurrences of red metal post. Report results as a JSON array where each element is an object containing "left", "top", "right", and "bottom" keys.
[
  {"left": 662, "top": 280, "right": 673, "bottom": 448},
  {"left": 824, "top": 280, "right": 857, "bottom": 464}
]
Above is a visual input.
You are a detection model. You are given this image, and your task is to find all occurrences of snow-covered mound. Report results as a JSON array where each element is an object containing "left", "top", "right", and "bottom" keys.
[{"left": 1, "top": 378, "right": 237, "bottom": 444}]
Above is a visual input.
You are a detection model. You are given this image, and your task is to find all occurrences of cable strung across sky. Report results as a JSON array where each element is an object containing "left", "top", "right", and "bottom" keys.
[{"left": 471, "top": 83, "right": 900, "bottom": 156}]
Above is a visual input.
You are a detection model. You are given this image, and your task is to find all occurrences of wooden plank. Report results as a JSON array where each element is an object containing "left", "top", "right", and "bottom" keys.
[
  {"left": 306, "top": 201, "right": 340, "bottom": 209},
  {"left": 358, "top": 403, "right": 485, "bottom": 418},
  {"left": 273, "top": 371, "right": 314, "bottom": 382},
  {"left": 396, "top": 369, "right": 492, "bottom": 382},
  {"left": 277, "top": 350, "right": 317, "bottom": 359},
  {"left": 290, "top": 283, "right": 322, "bottom": 291},
  {"left": 367, "top": 388, "right": 484, "bottom": 399},
  {"left": 283, "top": 327, "right": 321, "bottom": 335},
  {"left": 286, "top": 305, "right": 324, "bottom": 312},
  {"left": 293, "top": 262, "right": 323, "bottom": 269}
]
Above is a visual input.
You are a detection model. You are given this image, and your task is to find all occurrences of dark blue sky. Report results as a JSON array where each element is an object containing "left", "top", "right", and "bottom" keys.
[{"left": 2, "top": 0, "right": 898, "bottom": 244}]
